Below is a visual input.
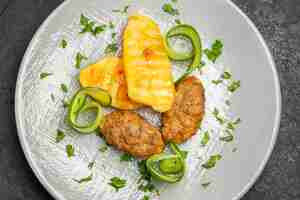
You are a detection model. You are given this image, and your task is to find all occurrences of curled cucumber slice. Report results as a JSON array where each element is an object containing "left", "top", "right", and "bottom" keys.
[
  {"left": 67, "top": 87, "right": 111, "bottom": 134},
  {"left": 145, "top": 143, "right": 186, "bottom": 183},
  {"left": 164, "top": 24, "right": 203, "bottom": 83}
]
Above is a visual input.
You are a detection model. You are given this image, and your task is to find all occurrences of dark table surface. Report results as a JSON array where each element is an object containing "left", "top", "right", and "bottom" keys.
[{"left": 0, "top": 0, "right": 299, "bottom": 199}]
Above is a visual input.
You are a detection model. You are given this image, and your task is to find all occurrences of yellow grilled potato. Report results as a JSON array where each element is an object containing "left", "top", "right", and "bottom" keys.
[
  {"left": 80, "top": 56, "right": 142, "bottom": 110},
  {"left": 123, "top": 15, "right": 175, "bottom": 112}
]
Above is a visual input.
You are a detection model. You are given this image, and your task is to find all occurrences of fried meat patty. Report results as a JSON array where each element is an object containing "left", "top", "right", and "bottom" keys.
[
  {"left": 162, "top": 76, "right": 205, "bottom": 144},
  {"left": 102, "top": 111, "right": 165, "bottom": 158}
]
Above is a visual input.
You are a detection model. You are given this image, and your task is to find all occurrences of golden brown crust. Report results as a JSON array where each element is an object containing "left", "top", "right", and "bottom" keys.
[
  {"left": 162, "top": 76, "right": 205, "bottom": 144},
  {"left": 102, "top": 111, "right": 165, "bottom": 158}
]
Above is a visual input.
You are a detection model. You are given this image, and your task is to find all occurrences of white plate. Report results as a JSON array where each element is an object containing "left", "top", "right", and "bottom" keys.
[{"left": 15, "top": 0, "right": 281, "bottom": 200}]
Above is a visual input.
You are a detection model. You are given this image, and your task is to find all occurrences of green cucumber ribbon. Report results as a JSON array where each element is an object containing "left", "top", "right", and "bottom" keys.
[
  {"left": 67, "top": 87, "right": 111, "bottom": 134},
  {"left": 146, "top": 143, "right": 186, "bottom": 183},
  {"left": 164, "top": 24, "right": 203, "bottom": 84}
]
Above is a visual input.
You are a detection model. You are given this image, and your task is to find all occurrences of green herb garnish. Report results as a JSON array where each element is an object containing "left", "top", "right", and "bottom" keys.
[
  {"left": 201, "top": 182, "right": 211, "bottom": 188},
  {"left": 80, "top": 14, "right": 106, "bottom": 36},
  {"left": 222, "top": 71, "right": 232, "bottom": 79},
  {"left": 212, "top": 108, "right": 225, "bottom": 124},
  {"left": 202, "top": 154, "right": 222, "bottom": 169},
  {"left": 111, "top": 32, "right": 117, "bottom": 39},
  {"left": 74, "top": 174, "right": 93, "bottom": 184},
  {"left": 55, "top": 130, "right": 65, "bottom": 143},
  {"left": 75, "top": 52, "right": 88, "bottom": 69},
  {"left": 232, "top": 148, "right": 238, "bottom": 152},
  {"left": 93, "top": 25, "right": 107, "bottom": 36},
  {"left": 138, "top": 160, "right": 152, "bottom": 181},
  {"left": 60, "top": 39, "right": 68, "bottom": 48},
  {"left": 88, "top": 161, "right": 95, "bottom": 169},
  {"left": 228, "top": 80, "right": 240, "bottom": 92},
  {"left": 62, "top": 99, "right": 70, "bottom": 108},
  {"left": 172, "top": 0, "right": 178, "bottom": 2},
  {"left": 162, "top": 3, "right": 179, "bottom": 16},
  {"left": 138, "top": 182, "right": 156, "bottom": 192},
  {"left": 66, "top": 144, "right": 75, "bottom": 157},
  {"left": 99, "top": 144, "right": 108, "bottom": 152},
  {"left": 212, "top": 80, "right": 222, "bottom": 85},
  {"left": 109, "top": 21, "right": 115, "bottom": 29},
  {"left": 175, "top": 19, "right": 181, "bottom": 24},
  {"left": 109, "top": 177, "right": 127, "bottom": 191},
  {"left": 220, "top": 134, "right": 234, "bottom": 142},
  {"left": 60, "top": 83, "right": 68, "bottom": 93},
  {"left": 227, "top": 118, "right": 241, "bottom": 130},
  {"left": 201, "top": 131, "right": 210, "bottom": 146},
  {"left": 112, "top": 5, "right": 130, "bottom": 14},
  {"left": 141, "top": 195, "right": 150, "bottom": 200},
  {"left": 120, "top": 153, "right": 134, "bottom": 162},
  {"left": 204, "top": 40, "right": 223, "bottom": 63},
  {"left": 104, "top": 43, "right": 118, "bottom": 54},
  {"left": 40, "top": 72, "right": 53, "bottom": 79}
]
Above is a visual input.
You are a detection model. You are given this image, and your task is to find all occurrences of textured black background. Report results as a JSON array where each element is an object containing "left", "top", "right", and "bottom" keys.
[{"left": 0, "top": 0, "right": 299, "bottom": 199}]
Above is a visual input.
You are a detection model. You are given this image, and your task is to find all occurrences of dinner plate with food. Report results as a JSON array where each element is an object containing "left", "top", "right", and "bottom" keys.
[{"left": 15, "top": 0, "right": 281, "bottom": 200}]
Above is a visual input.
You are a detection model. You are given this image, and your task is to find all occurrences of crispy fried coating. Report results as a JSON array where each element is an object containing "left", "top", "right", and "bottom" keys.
[
  {"left": 162, "top": 76, "right": 205, "bottom": 144},
  {"left": 102, "top": 111, "right": 165, "bottom": 158}
]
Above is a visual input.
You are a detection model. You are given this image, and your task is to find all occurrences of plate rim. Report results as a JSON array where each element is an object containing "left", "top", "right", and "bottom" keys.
[{"left": 14, "top": 0, "right": 282, "bottom": 200}]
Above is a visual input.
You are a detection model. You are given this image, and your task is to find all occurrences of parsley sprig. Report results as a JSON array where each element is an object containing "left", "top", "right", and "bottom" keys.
[
  {"left": 202, "top": 154, "right": 222, "bottom": 169},
  {"left": 80, "top": 14, "right": 106, "bottom": 36},
  {"left": 204, "top": 40, "right": 223, "bottom": 63},
  {"left": 162, "top": 3, "right": 179, "bottom": 16},
  {"left": 109, "top": 177, "right": 127, "bottom": 191}
]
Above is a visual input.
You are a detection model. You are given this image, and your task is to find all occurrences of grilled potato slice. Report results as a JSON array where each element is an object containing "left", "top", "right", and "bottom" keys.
[
  {"left": 80, "top": 56, "right": 142, "bottom": 110},
  {"left": 123, "top": 15, "right": 175, "bottom": 112}
]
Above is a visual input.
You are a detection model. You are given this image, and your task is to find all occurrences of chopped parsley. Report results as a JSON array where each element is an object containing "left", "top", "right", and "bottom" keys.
[
  {"left": 212, "top": 108, "right": 225, "bottom": 124},
  {"left": 120, "top": 153, "right": 134, "bottom": 162},
  {"left": 112, "top": 5, "right": 130, "bottom": 14},
  {"left": 201, "top": 182, "right": 211, "bottom": 188},
  {"left": 40, "top": 72, "right": 53, "bottom": 79},
  {"left": 220, "top": 134, "right": 234, "bottom": 142},
  {"left": 204, "top": 40, "right": 223, "bottom": 63},
  {"left": 99, "top": 144, "right": 108, "bottom": 152},
  {"left": 222, "top": 71, "right": 232, "bottom": 80},
  {"left": 93, "top": 25, "right": 107, "bottom": 36},
  {"left": 232, "top": 148, "right": 238, "bottom": 152},
  {"left": 62, "top": 99, "right": 70, "bottom": 108},
  {"left": 109, "top": 177, "right": 127, "bottom": 191},
  {"left": 66, "top": 144, "right": 75, "bottom": 157},
  {"left": 138, "top": 182, "right": 156, "bottom": 193},
  {"left": 212, "top": 80, "right": 223, "bottom": 85},
  {"left": 80, "top": 14, "right": 106, "bottom": 36},
  {"left": 55, "top": 130, "right": 65, "bottom": 143},
  {"left": 104, "top": 43, "right": 118, "bottom": 54},
  {"left": 141, "top": 195, "right": 150, "bottom": 200},
  {"left": 172, "top": 0, "right": 178, "bottom": 2},
  {"left": 60, "top": 83, "right": 68, "bottom": 93},
  {"left": 138, "top": 160, "right": 152, "bottom": 181},
  {"left": 109, "top": 21, "right": 115, "bottom": 29},
  {"left": 74, "top": 174, "right": 93, "bottom": 184},
  {"left": 111, "top": 32, "right": 117, "bottom": 39},
  {"left": 60, "top": 39, "right": 68, "bottom": 48},
  {"left": 75, "top": 52, "right": 88, "bottom": 69},
  {"left": 88, "top": 161, "right": 95, "bottom": 169},
  {"left": 227, "top": 118, "right": 241, "bottom": 130},
  {"left": 228, "top": 80, "right": 241, "bottom": 92},
  {"left": 202, "top": 154, "right": 222, "bottom": 169},
  {"left": 201, "top": 131, "right": 210, "bottom": 146},
  {"left": 162, "top": 3, "right": 179, "bottom": 16},
  {"left": 175, "top": 19, "right": 181, "bottom": 24}
]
